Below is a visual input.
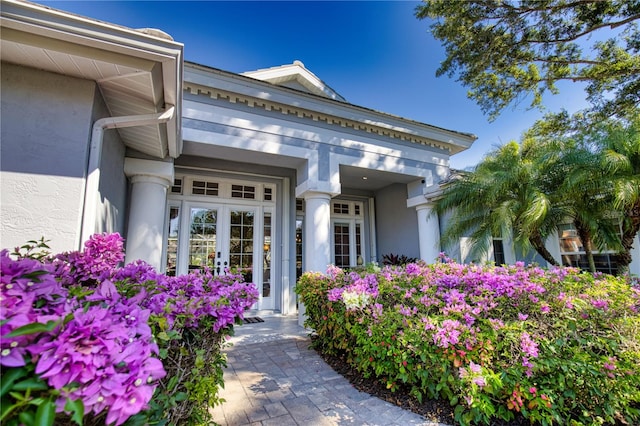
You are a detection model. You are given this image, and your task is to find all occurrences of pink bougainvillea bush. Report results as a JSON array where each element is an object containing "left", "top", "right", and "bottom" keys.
[
  {"left": 296, "top": 257, "right": 640, "bottom": 426},
  {"left": 1, "top": 234, "right": 258, "bottom": 426}
]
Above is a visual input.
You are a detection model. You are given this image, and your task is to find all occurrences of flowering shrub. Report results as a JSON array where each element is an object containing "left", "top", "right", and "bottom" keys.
[
  {"left": 1, "top": 234, "right": 258, "bottom": 426},
  {"left": 296, "top": 259, "right": 640, "bottom": 425}
]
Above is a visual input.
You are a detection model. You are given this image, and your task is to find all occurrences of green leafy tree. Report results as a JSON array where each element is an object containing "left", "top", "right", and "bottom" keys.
[
  {"left": 415, "top": 0, "right": 640, "bottom": 121},
  {"left": 436, "top": 122, "right": 636, "bottom": 273}
]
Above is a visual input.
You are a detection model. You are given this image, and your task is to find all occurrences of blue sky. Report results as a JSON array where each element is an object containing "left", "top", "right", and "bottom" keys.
[{"left": 40, "top": 1, "right": 590, "bottom": 169}]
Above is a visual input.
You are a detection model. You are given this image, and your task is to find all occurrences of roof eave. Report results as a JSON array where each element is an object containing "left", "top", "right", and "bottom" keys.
[{"left": 1, "top": 0, "right": 184, "bottom": 158}]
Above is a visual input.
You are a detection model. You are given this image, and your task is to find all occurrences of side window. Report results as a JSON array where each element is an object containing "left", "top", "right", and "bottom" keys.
[
  {"left": 331, "top": 200, "right": 365, "bottom": 267},
  {"left": 165, "top": 205, "right": 180, "bottom": 276},
  {"left": 558, "top": 223, "right": 619, "bottom": 275},
  {"left": 492, "top": 239, "right": 505, "bottom": 265}
]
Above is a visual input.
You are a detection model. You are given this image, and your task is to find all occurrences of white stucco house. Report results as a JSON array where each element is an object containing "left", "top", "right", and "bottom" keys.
[{"left": 1, "top": 1, "right": 637, "bottom": 317}]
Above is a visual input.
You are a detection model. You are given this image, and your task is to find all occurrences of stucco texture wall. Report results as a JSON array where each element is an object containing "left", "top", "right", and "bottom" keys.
[
  {"left": 92, "top": 88, "right": 127, "bottom": 237},
  {"left": 1, "top": 63, "right": 97, "bottom": 253},
  {"left": 374, "top": 183, "right": 420, "bottom": 262}
]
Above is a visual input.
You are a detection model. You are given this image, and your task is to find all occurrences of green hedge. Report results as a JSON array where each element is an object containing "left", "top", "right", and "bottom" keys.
[{"left": 296, "top": 261, "right": 640, "bottom": 426}]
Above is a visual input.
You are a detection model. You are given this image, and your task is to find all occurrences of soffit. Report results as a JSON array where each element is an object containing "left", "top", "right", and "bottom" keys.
[
  {"left": 340, "top": 165, "right": 418, "bottom": 192},
  {"left": 0, "top": 1, "right": 183, "bottom": 158}
]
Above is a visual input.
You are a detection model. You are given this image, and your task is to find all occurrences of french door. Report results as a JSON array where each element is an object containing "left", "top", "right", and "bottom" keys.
[{"left": 171, "top": 203, "right": 274, "bottom": 310}]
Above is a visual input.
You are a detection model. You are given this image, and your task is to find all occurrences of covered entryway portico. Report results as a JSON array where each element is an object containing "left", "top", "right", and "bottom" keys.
[{"left": 125, "top": 60, "right": 476, "bottom": 318}]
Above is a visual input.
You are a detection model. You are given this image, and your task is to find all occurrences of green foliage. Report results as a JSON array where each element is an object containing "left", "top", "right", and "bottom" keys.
[
  {"left": 415, "top": 0, "right": 640, "bottom": 122},
  {"left": 296, "top": 271, "right": 355, "bottom": 356},
  {"left": 525, "top": 114, "right": 640, "bottom": 274},
  {"left": 433, "top": 141, "right": 563, "bottom": 267},
  {"left": 1, "top": 364, "right": 82, "bottom": 426},
  {"left": 113, "top": 281, "right": 232, "bottom": 426},
  {"left": 296, "top": 262, "right": 640, "bottom": 425},
  {"left": 381, "top": 253, "right": 419, "bottom": 266},
  {"left": 2, "top": 236, "right": 255, "bottom": 426},
  {"left": 127, "top": 326, "right": 229, "bottom": 426},
  {"left": 435, "top": 116, "right": 640, "bottom": 276},
  {"left": 10, "top": 238, "right": 51, "bottom": 261}
]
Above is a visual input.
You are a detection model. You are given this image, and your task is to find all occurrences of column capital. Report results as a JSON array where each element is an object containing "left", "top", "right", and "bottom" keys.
[
  {"left": 407, "top": 196, "right": 436, "bottom": 209},
  {"left": 295, "top": 180, "right": 341, "bottom": 199},
  {"left": 299, "top": 190, "right": 333, "bottom": 202},
  {"left": 124, "top": 157, "right": 174, "bottom": 186}
]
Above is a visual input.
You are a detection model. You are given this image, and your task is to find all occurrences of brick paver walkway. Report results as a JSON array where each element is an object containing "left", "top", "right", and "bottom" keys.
[{"left": 210, "top": 314, "right": 449, "bottom": 426}]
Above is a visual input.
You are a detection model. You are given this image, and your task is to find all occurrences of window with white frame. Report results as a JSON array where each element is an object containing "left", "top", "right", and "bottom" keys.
[{"left": 331, "top": 200, "right": 365, "bottom": 268}]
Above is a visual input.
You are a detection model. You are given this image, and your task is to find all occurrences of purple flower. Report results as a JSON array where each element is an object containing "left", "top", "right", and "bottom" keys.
[
  {"left": 520, "top": 332, "right": 539, "bottom": 358},
  {"left": 32, "top": 300, "right": 164, "bottom": 425},
  {"left": 2, "top": 233, "right": 259, "bottom": 426},
  {"left": 472, "top": 376, "right": 487, "bottom": 387},
  {"left": 591, "top": 299, "right": 609, "bottom": 311},
  {"left": 433, "top": 319, "right": 463, "bottom": 348},
  {"left": 53, "top": 233, "right": 125, "bottom": 286},
  {"left": 469, "top": 361, "right": 482, "bottom": 374},
  {"left": 0, "top": 251, "right": 68, "bottom": 367}
]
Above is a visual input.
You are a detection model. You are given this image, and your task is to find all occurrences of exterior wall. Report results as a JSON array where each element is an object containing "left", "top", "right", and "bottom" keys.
[
  {"left": 374, "top": 183, "right": 420, "bottom": 261},
  {"left": 0, "top": 63, "right": 96, "bottom": 253},
  {"left": 93, "top": 88, "right": 128, "bottom": 236}
]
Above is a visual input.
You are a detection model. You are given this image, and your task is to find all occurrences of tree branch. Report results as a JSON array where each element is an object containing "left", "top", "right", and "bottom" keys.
[{"left": 513, "top": 14, "right": 640, "bottom": 45}]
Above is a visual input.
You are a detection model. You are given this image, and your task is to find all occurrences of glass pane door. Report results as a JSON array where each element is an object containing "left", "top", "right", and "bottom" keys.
[
  {"left": 188, "top": 207, "right": 217, "bottom": 271},
  {"left": 228, "top": 210, "right": 254, "bottom": 282},
  {"left": 261, "top": 212, "right": 273, "bottom": 309},
  {"left": 177, "top": 204, "right": 273, "bottom": 310}
]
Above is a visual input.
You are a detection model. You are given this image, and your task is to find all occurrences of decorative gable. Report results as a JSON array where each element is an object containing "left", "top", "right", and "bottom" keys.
[{"left": 242, "top": 60, "right": 346, "bottom": 102}]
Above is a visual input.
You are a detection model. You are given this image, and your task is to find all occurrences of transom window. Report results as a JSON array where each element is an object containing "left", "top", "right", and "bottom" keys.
[
  {"left": 331, "top": 201, "right": 363, "bottom": 217},
  {"left": 333, "top": 203, "right": 349, "bottom": 214},
  {"left": 264, "top": 187, "right": 273, "bottom": 201},
  {"left": 172, "top": 175, "right": 275, "bottom": 202},
  {"left": 192, "top": 180, "right": 219, "bottom": 196},
  {"left": 171, "top": 178, "right": 183, "bottom": 194},
  {"left": 231, "top": 184, "right": 256, "bottom": 199}
]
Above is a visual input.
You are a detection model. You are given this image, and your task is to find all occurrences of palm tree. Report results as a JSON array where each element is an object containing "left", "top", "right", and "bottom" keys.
[
  {"left": 530, "top": 136, "right": 596, "bottom": 273},
  {"left": 527, "top": 113, "right": 637, "bottom": 274},
  {"left": 434, "top": 141, "right": 561, "bottom": 266},
  {"left": 437, "top": 114, "right": 639, "bottom": 274},
  {"left": 598, "top": 116, "right": 640, "bottom": 274}
]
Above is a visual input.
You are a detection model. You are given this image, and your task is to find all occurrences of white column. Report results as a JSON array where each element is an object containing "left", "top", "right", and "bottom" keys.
[
  {"left": 303, "top": 191, "right": 332, "bottom": 272},
  {"left": 298, "top": 191, "right": 332, "bottom": 326},
  {"left": 416, "top": 203, "right": 441, "bottom": 264},
  {"left": 124, "top": 158, "right": 173, "bottom": 270}
]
